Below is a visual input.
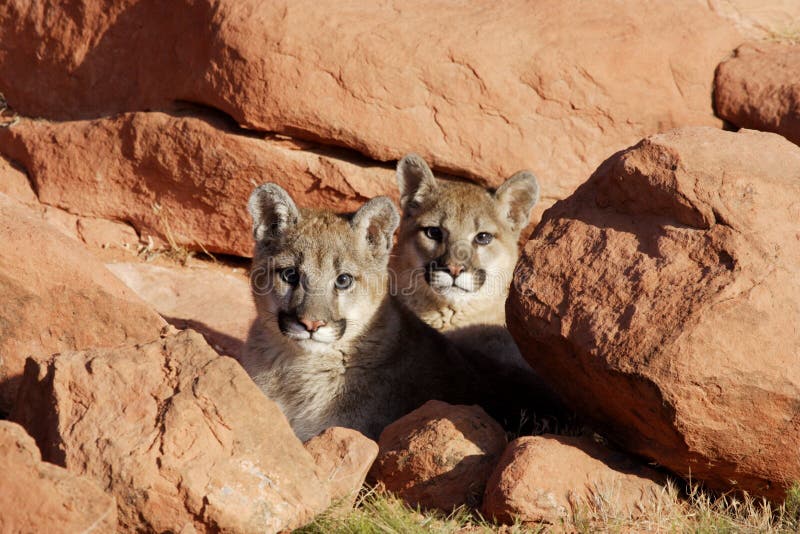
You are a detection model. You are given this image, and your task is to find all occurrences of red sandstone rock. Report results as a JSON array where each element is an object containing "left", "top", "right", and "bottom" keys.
[
  {"left": 369, "top": 400, "right": 506, "bottom": 511},
  {"left": 0, "top": 421, "right": 117, "bottom": 533},
  {"left": 0, "top": 156, "right": 36, "bottom": 205},
  {"left": 0, "top": 194, "right": 164, "bottom": 412},
  {"left": 508, "top": 127, "right": 800, "bottom": 500},
  {"left": 709, "top": 1, "right": 800, "bottom": 36},
  {"left": 76, "top": 216, "right": 140, "bottom": 250},
  {"left": 0, "top": 112, "right": 396, "bottom": 256},
  {"left": 305, "top": 427, "right": 379, "bottom": 507},
  {"left": 0, "top": 158, "right": 80, "bottom": 241},
  {"left": 11, "top": 329, "right": 330, "bottom": 533},
  {"left": 483, "top": 435, "right": 663, "bottom": 525},
  {"left": 715, "top": 41, "right": 800, "bottom": 146},
  {"left": 1, "top": 154, "right": 142, "bottom": 251},
  {"left": 0, "top": 1, "right": 747, "bottom": 205},
  {"left": 107, "top": 261, "right": 255, "bottom": 358},
  {"left": 21, "top": 200, "right": 139, "bottom": 252}
]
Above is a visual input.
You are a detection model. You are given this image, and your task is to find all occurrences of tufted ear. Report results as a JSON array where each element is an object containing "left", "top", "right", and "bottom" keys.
[
  {"left": 351, "top": 196, "right": 400, "bottom": 258},
  {"left": 494, "top": 171, "right": 539, "bottom": 232},
  {"left": 396, "top": 153, "right": 438, "bottom": 211},
  {"left": 247, "top": 183, "right": 300, "bottom": 242}
]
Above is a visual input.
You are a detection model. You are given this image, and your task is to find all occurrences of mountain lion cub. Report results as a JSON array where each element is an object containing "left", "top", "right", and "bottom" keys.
[
  {"left": 239, "top": 183, "right": 481, "bottom": 441},
  {"left": 391, "top": 154, "right": 540, "bottom": 377}
]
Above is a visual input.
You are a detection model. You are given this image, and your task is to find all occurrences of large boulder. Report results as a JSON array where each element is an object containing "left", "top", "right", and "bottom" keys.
[
  {"left": 0, "top": 194, "right": 164, "bottom": 412},
  {"left": 0, "top": 156, "right": 36, "bottom": 205},
  {"left": 715, "top": 41, "right": 800, "bottom": 146},
  {"left": 0, "top": 111, "right": 395, "bottom": 257},
  {"left": 0, "top": 0, "right": 747, "bottom": 204},
  {"left": 11, "top": 329, "right": 330, "bottom": 533},
  {"left": 508, "top": 127, "right": 800, "bottom": 500},
  {"left": 107, "top": 261, "right": 255, "bottom": 358},
  {"left": 369, "top": 400, "right": 506, "bottom": 511},
  {"left": 482, "top": 435, "right": 663, "bottom": 525},
  {"left": 0, "top": 421, "right": 117, "bottom": 533}
]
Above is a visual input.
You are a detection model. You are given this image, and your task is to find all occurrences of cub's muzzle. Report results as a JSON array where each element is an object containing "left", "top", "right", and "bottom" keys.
[
  {"left": 278, "top": 311, "right": 346, "bottom": 343},
  {"left": 425, "top": 262, "right": 487, "bottom": 293}
]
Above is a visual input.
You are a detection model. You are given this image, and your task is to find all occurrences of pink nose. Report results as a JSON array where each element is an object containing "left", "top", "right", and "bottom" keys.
[
  {"left": 447, "top": 264, "right": 464, "bottom": 277},
  {"left": 299, "top": 318, "right": 326, "bottom": 332}
]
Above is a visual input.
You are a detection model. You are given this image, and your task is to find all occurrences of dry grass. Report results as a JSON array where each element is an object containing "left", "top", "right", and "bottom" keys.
[
  {"left": 572, "top": 480, "right": 800, "bottom": 533},
  {"left": 297, "top": 482, "right": 800, "bottom": 533},
  {"left": 302, "top": 411, "right": 800, "bottom": 532},
  {"left": 0, "top": 92, "right": 20, "bottom": 128},
  {"left": 764, "top": 25, "right": 800, "bottom": 45},
  {"left": 295, "top": 487, "right": 536, "bottom": 534},
  {"left": 137, "top": 202, "right": 217, "bottom": 266}
]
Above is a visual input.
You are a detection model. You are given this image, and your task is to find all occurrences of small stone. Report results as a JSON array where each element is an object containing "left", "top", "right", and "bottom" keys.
[
  {"left": 482, "top": 435, "right": 664, "bottom": 525},
  {"left": 305, "top": 427, "right": 379, "bottom": 508},
  {"left": 369, "top": 400, "right": 506, "bottom": 511}
]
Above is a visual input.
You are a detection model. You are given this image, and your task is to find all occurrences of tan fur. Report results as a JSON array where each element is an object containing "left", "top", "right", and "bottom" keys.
[
  {"left": 239, "top": 184, "right": 482, "bottom": 441},
  {"left": 391, "top": 154, "right": 539, "bottom": 375}
]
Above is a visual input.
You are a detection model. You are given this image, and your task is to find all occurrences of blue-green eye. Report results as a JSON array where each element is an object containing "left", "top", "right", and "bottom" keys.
[
  {"left": 423, "top": 227, "right": 443, "bottom": 241},
  {"left": 335, "top": 273, "right": 354, "bottom": 290},
  {"left": 279, "top": 267, "right": 300, "bottom": 286},
  {"left": 474, "top": 232, "right": 493, "bottom": 245}
]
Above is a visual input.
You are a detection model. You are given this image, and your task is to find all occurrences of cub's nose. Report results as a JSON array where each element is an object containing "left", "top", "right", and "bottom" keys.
[
  {"left": 447, "top": 264, "right": 465, "bottom": 277},
  {"left": 299, "top": 317, "right": 327, "bottom": 332}
]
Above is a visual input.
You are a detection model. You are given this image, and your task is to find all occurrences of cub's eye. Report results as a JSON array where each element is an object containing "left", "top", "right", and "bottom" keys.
[
  {"left": 474, "top": 232, "right": 493, "bottom": 245},
  {"left": 335, "top": 273, "right": 354, "bottom": 290},
  {"left": 423, "top": 226, "right": 443, "bottom": 241},
  {"left": 279, "top": 267, "right": 300, "bottom": 286}
]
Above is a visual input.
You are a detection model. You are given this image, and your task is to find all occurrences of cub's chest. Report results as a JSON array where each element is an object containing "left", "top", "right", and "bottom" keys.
[{"left": 264, "top": 350, "right": 347, "bottom": 409}]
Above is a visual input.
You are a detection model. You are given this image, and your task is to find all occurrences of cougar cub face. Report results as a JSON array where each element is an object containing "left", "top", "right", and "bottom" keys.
[
  {"left": 394, "top": 154, "right": 539, "bottom": 303},
  {"left": 248, "top": 184, "right": 399, "bottom": 351}
]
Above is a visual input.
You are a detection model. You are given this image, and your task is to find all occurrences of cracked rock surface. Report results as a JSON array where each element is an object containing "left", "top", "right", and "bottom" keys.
[
  {"left": 508, "top": 127, "right": 800, "bottom": 500},
  {"left": 11, "top": 329, "right": 330, "bottom": 533},
  {"left": 0, "top": 0, "right": 747, "bottom": 210},
  {"left": 0, "top": 111, "right": 395, "bottom": 257},
  {"left": 0, "top": 420, "right": 118, "bottom": 533},
  {"left": 0, "top": 193, "right": 165, "bottom": 413}
]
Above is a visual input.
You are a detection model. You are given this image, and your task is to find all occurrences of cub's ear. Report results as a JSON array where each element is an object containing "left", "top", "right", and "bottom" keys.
[
  {"left": 494, "top": 171, "right": 539, "bottom": 232},
  {"left": 351, "top": 196, "right": 400, "bottom": 258},
  {"left": 247, "top": 183, "right": 300, "bottom": 242},
  {"left": 396, "top": 153, "right": 438, "bottom": 210}
]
